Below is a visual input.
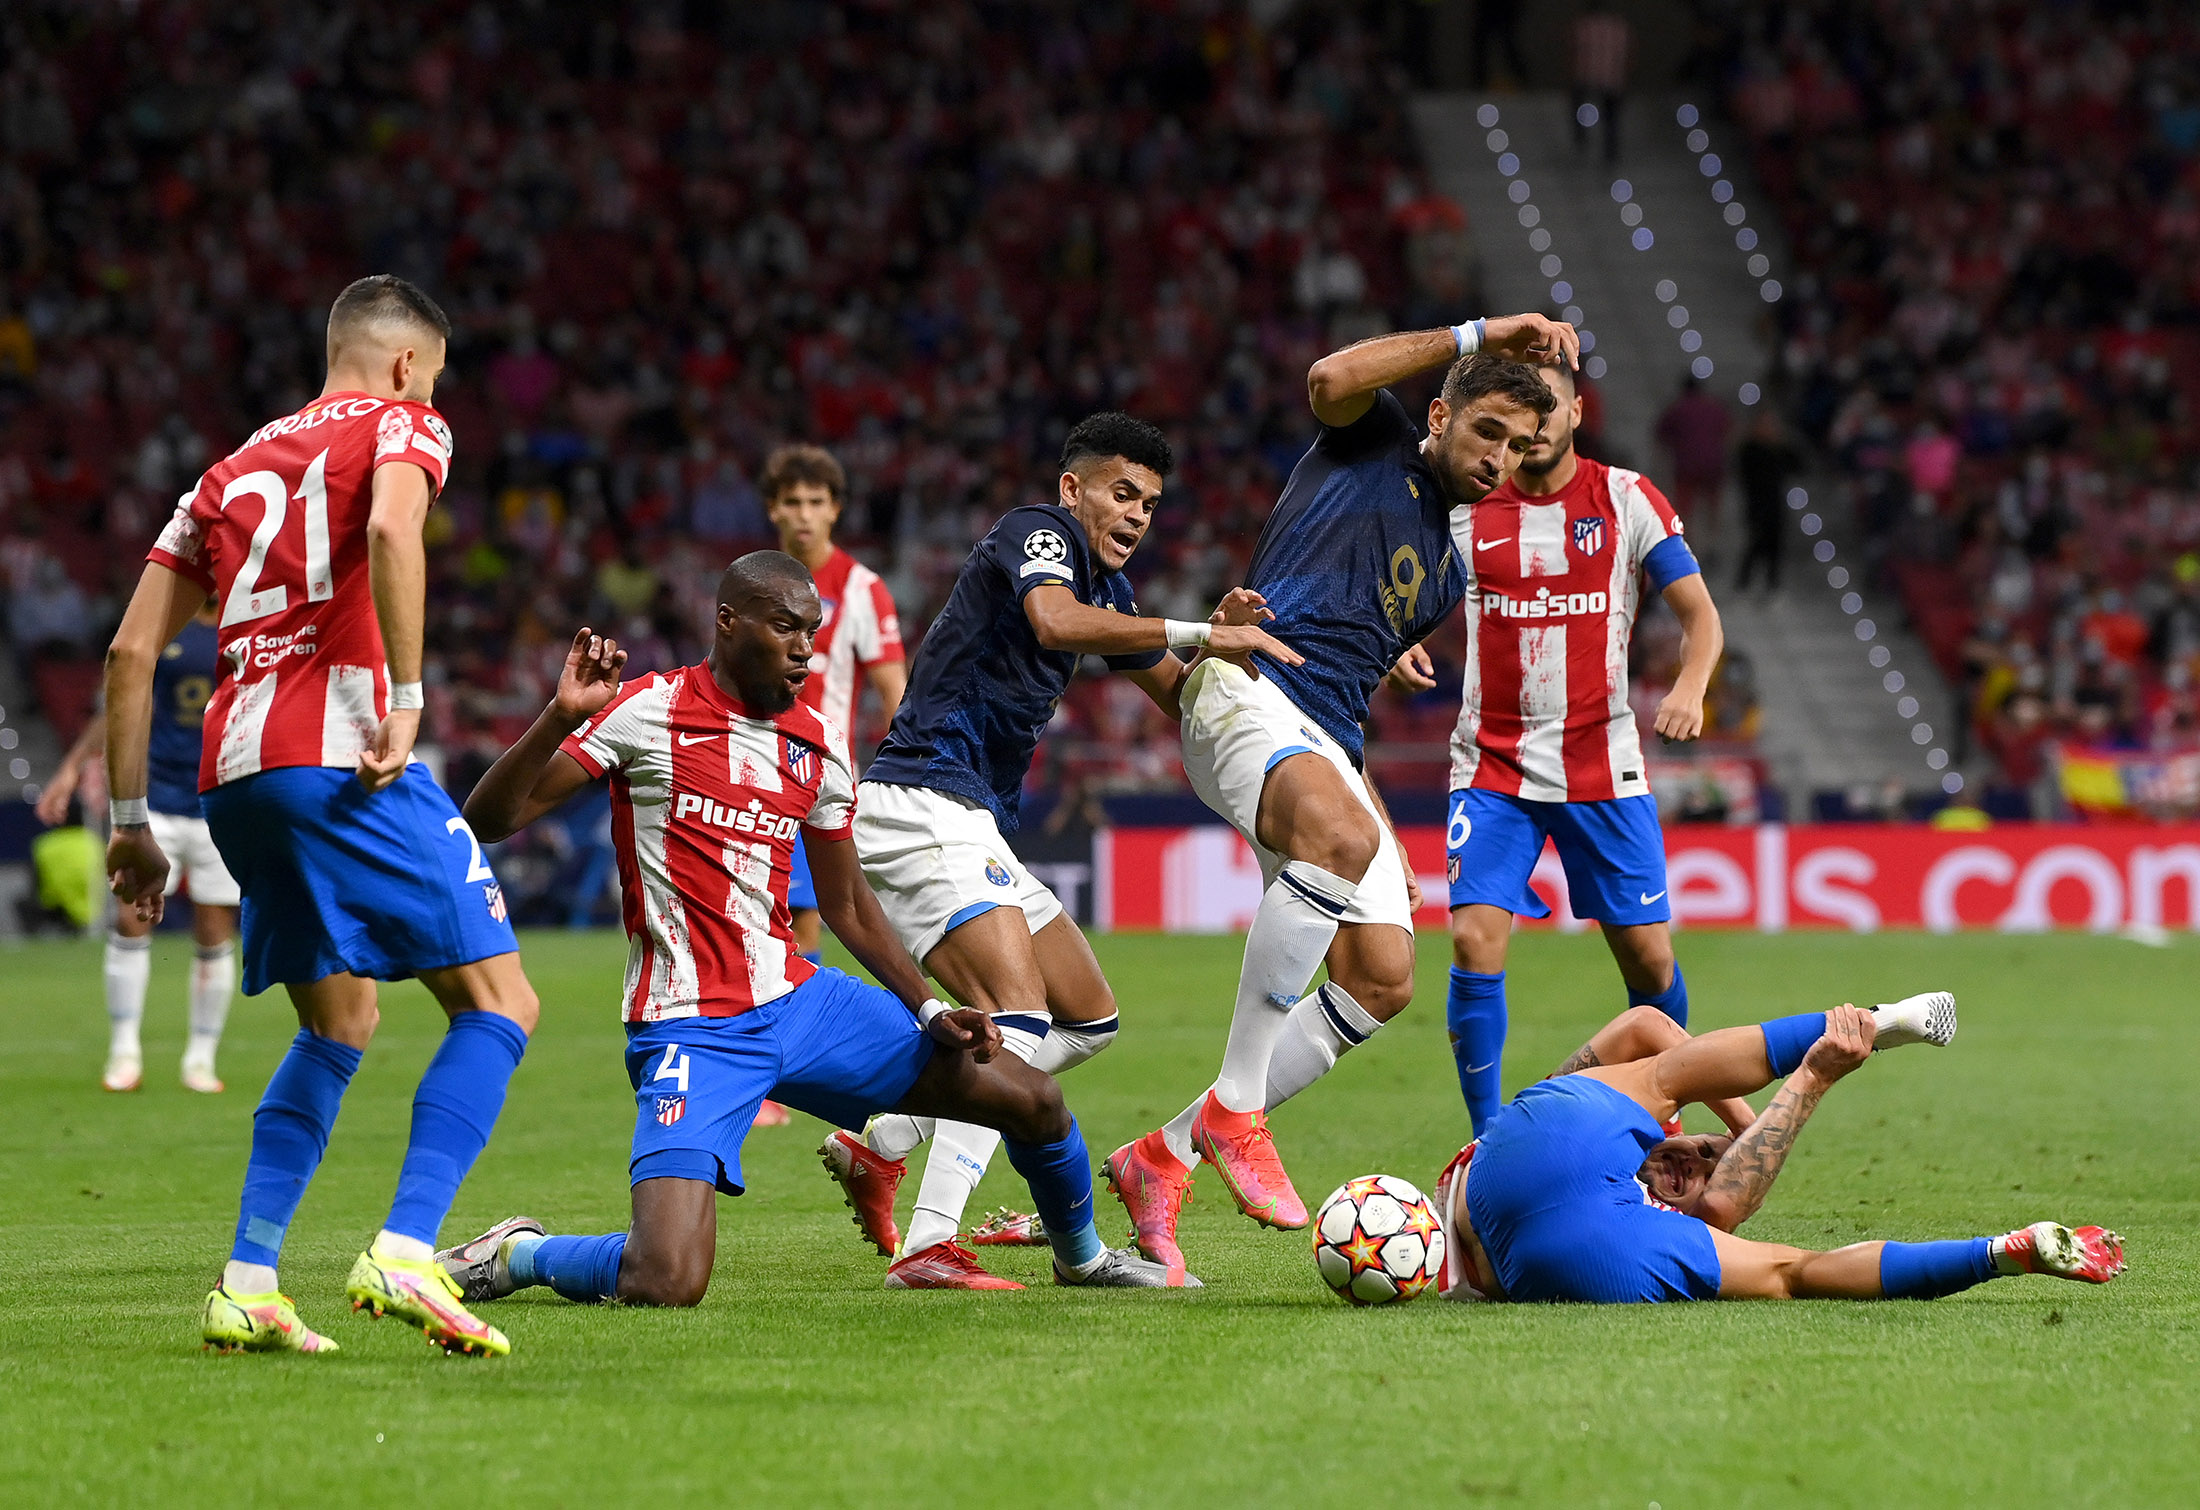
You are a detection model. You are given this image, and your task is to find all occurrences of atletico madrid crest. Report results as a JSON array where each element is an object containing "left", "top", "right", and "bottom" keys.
[
  {"left": 1572, "top": 515, "right": 1606, "bottom": 556},
  {"left": 654, "top": 1095, "right": 686, "bottom": 1127},
  {"left": 784, "top": 737, "right": 818, "bottom": 785}
]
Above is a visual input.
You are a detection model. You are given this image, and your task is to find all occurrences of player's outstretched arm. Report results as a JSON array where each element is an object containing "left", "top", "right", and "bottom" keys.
[
  {"left": 1692, "top": 1008, "right": 1874, "bottom": 1232},
  {"left": 464, "top": 629, "right": 627, "bottom": 841},
  {"left": 805, "top": 835, "right": 1002, "bottom": 1062},
  {"left": 1022, "top": 584, "right": 1303, "bottom": 668},
  {"left": 36, "top": 707, "right": 107, "bottom": 827},
  {"left": 1306, "top": 315, "right": 1579, "bottom": 427},
  {"left": 102, "top": 562, "right": 205, "bottom": 922},
  {"left": 1653, "top": 575, "right": 1724, "bottom": 743}
]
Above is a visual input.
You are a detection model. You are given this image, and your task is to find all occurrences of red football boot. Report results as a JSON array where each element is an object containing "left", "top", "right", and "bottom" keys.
[
  {"left": 819, "top": 1130, "right": 906, "bottom": 1256},
  {"left": 1103, "top": 1131, "right": 1196, "bottom": 1278},
  {"left": 1994, "top": 1221, "right": 2126, "bottom": 1284},
  {"left": 1189, "top": 1092, "right": 1308, "bottom": 1229},
  {"left": 967, "top": 1208, "right": 1049, "bottom": 1246},
  {"left": 882, "top": 1239, "right": 1024, "bottom": 1290}
]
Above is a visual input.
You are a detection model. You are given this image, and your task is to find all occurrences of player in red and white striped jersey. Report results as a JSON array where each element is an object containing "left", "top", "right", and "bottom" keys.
[
  {"left": 762, "top": 444, "right": 906, "bottom": 971},
  {"left": 1399, "top": 359, "right": 1725, "bottom": 1137},
  {"left": 105, "top": 276, "right": 544, "bottom": 1359},
  {"left": 444, "top": 552, "right": 1187, "bottom": 1302}
]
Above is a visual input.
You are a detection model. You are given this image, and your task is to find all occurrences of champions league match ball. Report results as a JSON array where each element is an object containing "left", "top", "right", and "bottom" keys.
[{"left": 1312, "top": 1175, "right": 1445, "bottom": 1305}]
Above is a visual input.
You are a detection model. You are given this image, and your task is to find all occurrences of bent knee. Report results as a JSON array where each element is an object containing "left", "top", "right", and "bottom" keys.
[
  {"left": 621, "top": 1253, "right": 712, "bottom": 1308},
  {"left": 1449, "top": 911, "right": 1511, "bottom": 971},
  {"left": 1619, "top": 1004, "right": 1689, "bottom": 1052},
  {"left": 1003, "top": 1067, "right": 1071, "bottom": 1144}
]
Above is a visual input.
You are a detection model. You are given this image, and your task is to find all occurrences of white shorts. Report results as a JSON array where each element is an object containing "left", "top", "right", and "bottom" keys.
[
  {"left": 853, "top": 781, "right": 1062, "bottom": 963},
  {"left": 150, "top": 809, "right": 242, "bottom": 907},
  {"left": 1178, "top": 657, "right": 1413, "bottom": 930}
]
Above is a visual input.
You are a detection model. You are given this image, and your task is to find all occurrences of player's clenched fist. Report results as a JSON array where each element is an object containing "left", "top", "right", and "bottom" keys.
[
  {"left": 554, "top": 627, "right": 628, "bottom": 723},
  {"left": 1800, "top": 1004, "right": 1877, "bottom": 1083},
  {"left": 926, "top": 1006, "right": 1004, "bottom": 1062},
  {"left": 106, "top": 827, "right": 171, "bottom": 924},
  {"left": 1653, "top": 684, "right": 1706, "bottom": 742}
]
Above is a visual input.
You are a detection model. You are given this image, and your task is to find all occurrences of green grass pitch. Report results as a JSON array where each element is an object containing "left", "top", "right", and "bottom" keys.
[{"left": 2, "top": 927, "right": 2196, "bottom": 1505}]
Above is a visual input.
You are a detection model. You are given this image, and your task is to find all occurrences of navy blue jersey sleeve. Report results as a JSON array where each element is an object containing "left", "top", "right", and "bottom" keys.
[
  {"left": 1315, "top": 388, "right": 1419, "bottom": 462},
  {"left": 979, "top": 506, "right": 1088, "bottom": 604},
  {"left": 1097, "top": 571, "right": 1166, "bottom": 673}
]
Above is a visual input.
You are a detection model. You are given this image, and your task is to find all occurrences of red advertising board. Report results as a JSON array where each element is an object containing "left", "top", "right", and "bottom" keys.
[{"left": 1095, "top": 824, "right": 2200, "bottom": 934}]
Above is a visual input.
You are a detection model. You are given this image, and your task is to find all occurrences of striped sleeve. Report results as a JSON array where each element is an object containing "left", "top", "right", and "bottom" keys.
[{"left": 560, "top": 673, "right": 669, "bottom": 778}]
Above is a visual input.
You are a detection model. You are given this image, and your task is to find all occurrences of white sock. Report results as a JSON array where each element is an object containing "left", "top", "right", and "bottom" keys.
[
  {"left": 104, "top": 933, "right": 152, "bottom": 1061},
  {"left": 1212, "top": 861, "right": 1356, "bottom": 1112},
  {"left": 1264, "top": 983, "right": 1383, "bottom": 1111},
  {"left": 184, "top": 942, "right": 235, "bottom": 1068},
  {"left": 1159, "top": 1095, "right": 1203, "bottom": 1173},
  {"left": 222, "top": 1260, "right": 278, "bottom": 1295},
  {"left": 866, "top": 1114, "right": 933, "bottom": 1163},
  {"left": 372, "top": 1230, "right": 433, "bottom": 1263},
  {"left": 901, "top": 1011, "right": 1053, "bottom": 1256}
]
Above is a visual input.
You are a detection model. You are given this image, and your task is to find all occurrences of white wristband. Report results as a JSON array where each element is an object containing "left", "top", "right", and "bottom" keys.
[
  {"left": 110, "top": 797, "right": 150, "bottom": 828},
  {"left": 1163, "top": 619, "right": 1213, "bottom": 650},
  {"left": 388, "top": 681, "right": 425, "bottom": 710},
  {"left": 1452, "top": 318, "right": 1486, "bottom": 355},
  {"left": 918, "top": 998, "right": 953, "bottom": 1027}
]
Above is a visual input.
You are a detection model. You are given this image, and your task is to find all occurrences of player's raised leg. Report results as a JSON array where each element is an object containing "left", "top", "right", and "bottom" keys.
[{"left": 345, "top": 950, "right": 536, "bottom": 1357}]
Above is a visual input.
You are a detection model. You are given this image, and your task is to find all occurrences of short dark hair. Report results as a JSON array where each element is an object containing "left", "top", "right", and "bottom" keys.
[
  {"left": 326, "top": 274, "right": 451, "bottom": 356},
  {"left": 1061, "top": 412, "right": 1174, "bottom": 479},
  {"left": 1440, "top": 354, "right": 1559, "bottom": 420},
  {"left": 717, "top": 549, "right": 815, "bottom": 609},
  {"left": 759, "top": 443, "right": 846, "bottom": 504}
]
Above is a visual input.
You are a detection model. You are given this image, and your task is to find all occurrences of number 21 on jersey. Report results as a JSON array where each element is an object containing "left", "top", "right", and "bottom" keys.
[{"left": 218, "top": 449, "right": 334, "bottom": 628}]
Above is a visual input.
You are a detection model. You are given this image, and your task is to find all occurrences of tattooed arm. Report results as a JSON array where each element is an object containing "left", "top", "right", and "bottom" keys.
[
  {"left": 1551, "top": 1015, "right": 1757, "bottom": 1134},
  {"left": 1693, "top": 1006, "right": 1875, "bottom": 1232}
]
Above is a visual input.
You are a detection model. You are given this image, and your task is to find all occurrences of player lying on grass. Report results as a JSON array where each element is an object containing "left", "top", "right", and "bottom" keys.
[
  {"left": 1109, "top": 314, "right": 1573, "bottom": 1271},
  {"left": 441, "top": 552, "right": 1188, "bottom": 1305},
  {"left": 1431, "top": 994, "right": 2126, "bottom": 1303},
  {"left": 820, "top": 414, "right": 1298, "bottom": 1288}
]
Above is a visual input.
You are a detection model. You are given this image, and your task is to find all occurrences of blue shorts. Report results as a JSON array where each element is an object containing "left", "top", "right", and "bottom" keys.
[
  {"left": 787, "top": 831, "right": 816, "bottom": 912},
  {"left": 1465, "top": 1076, "right": 1721, "bottom": 1303},
  {"left": 203, "top": 765, "right": 519, "bottom": 996},
  {"left": 623, "top": 967, "right": 935, "bottom": 1195},
  {"left": 1445, "top": 788, "right": 1670, "bottom": 925}
]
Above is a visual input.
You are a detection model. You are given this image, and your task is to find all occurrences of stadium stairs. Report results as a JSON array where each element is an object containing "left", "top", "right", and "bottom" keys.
[{"left": 1412, "top": 90, "right": 1972, "bottom": 805}]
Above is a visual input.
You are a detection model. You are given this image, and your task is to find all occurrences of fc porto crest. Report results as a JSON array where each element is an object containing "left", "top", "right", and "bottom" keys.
[
  {"left": 1572, "top": 515, "right": 1606, "bottom": 556},
  {"left": 654, "top": 1095, "right": 686, "bottom": 1127},
  {"left": 783, "top": 736, "right": 818, "bottom": 786},
  {"left": 984, "top": 858, "right": 1013, "bottom": 887}
]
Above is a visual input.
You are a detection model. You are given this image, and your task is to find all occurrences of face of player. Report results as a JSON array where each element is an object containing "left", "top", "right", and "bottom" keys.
[
  {"left": 768, "top": 483, "right": 841, "bottom": 563},
  {"left": 1637, "top": 1134, "right": 1733, "bottom": 1213},
  {"left": 713, "top": 580, "right": 822, "bottom": 715},
  {"left": 1058, "top": 458, "right": 1165, "bottom": 572},
  {"left": 1422, "top": 395, "right": 1544, "bottom": 506},
  {"left": 1514, "top": 369, "right": 1582, "bottom": 479}
]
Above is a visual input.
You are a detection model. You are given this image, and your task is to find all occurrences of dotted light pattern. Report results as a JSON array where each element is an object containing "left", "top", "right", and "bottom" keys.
[
  {"left": 1475, "top": 103, "right": 1607, "bottom": 379},
  {"left": 1674, "top": 104, "right": 1960, "bottom": 797}
]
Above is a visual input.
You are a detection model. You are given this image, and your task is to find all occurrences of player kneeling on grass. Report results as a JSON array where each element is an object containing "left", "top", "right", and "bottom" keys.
[
  {"left": 1431, "top": 994, "right": 2125, "bottom": 1303},
  {"left": 444, "top": 552, "right": 1186, "bottom": 1304}
]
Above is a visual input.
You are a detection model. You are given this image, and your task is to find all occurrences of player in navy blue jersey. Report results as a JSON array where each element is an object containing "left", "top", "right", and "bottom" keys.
[
  {"left": 822, "top": 412, "right": 1300, "bottom": 1287},
  {"left": 1111, "top": 314, "right": 1578, "bottom": 1274},
  {"left": 39, "top": 602, "right": 239, "bottom": 1094}
]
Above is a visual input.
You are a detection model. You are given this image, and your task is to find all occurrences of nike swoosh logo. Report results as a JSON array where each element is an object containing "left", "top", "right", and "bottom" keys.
[
  {"left": 1640, "top": 890, "right": 1666, "bottom": 905},
  {"left": 1464, "top": 1061, "right": 1497, "bottom": 1075},
  {"left": 677, "top": 733, "right": 719, "bottom": 746},
  {"left": 1475, "top": 537, "right": 1511, "bottom": 550}
]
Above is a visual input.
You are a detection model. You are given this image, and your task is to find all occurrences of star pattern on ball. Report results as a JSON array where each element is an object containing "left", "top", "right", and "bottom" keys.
[{"left": 1341, "top": 1230, "right": 1385, "bottom": 1272}]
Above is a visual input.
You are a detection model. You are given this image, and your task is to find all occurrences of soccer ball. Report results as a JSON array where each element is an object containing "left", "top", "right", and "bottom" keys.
[{"left": 1312, "top": 1174, "right": 1445, "bottom": 1305}]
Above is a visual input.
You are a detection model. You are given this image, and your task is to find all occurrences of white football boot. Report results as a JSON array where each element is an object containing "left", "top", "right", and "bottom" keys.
[
  {"left": 1054, "top": 1246, "right": 1202, "bottom": 1288},
  {"left": 1871, "top": 991, "right": 1957, "bottom": 1050}
]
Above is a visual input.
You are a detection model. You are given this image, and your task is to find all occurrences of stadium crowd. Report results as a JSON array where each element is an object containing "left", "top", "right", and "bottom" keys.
[
  {"left": 1721, "top": 0, "right": 2200, "bottom": 812},
  {"left": 0, "top": 0, "right": 1496, "bottom": 834}
]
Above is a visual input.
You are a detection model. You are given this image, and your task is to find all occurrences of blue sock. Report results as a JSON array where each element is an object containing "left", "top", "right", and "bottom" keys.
[
  {"left": 511, "top": 1233, "right": 628, "bottom": 1303},
  {"left": 383, "top": 1011, "right": 530, "bottom": 1246},
  {"left": 1759, "top": 1012, "right": 1827, "bottom": 1077},
  {"left": 1446, "top": 967, "right": 1507, "bottom": 1136},
  {"left": 799, "top": 950, "right": 822, "bottom": 966},
  {"left": 1880, "top": 1238, "right": 1994, "bottom": 1298},
  {"left": 231, "top": 1031, "right": 363, "bottom": 1266},
  {"left": 1630, "top": 963, "right": 1689, "bottom": 1028},
  {"left": 1003, "top": 1114, "right": 1101, "bottom": 1269}
]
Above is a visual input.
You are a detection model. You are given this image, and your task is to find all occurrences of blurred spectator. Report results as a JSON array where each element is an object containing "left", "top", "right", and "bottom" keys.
[
  {"left": 1571, "top": 4, "right": 1631, "bottom": 164},
  {"left": 1654, "top": 376, "right": 1732, "bottom": 538},
  {"left": 1734, "top": 408, "right": 1798, "bottom": 592}
]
